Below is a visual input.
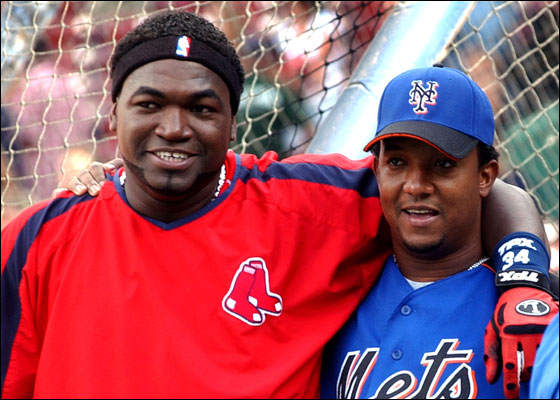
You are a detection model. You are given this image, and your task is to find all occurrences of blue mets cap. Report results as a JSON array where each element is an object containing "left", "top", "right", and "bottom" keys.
[{"left": 363, "top": 65, "right": 495, "bottom": 159}]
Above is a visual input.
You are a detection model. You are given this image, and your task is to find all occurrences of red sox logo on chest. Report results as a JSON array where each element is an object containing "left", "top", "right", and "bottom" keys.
[{"left": 222, "top": 257, "right": 283, "bottom": 326}]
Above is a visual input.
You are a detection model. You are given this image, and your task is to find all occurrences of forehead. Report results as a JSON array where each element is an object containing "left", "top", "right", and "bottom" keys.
[
  {"left": 380, "top": 136, "right": 480, "bottom": 167},
  {"left": 121, "top": 58, "right": 229, "bottom": 98},
  {"left": 380, "top": 136, "right": 471, "bottom": 162},
  {"left": 381, "top": 137, "right": 441, "bottom": 154}
]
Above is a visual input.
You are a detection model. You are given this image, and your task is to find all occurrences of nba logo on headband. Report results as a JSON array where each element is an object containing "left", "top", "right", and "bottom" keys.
[{"left": 176, "top": 35, "right": 191, "bottom": 57}]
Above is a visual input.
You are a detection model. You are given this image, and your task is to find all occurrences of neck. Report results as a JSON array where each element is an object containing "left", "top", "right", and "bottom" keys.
[{"left": 393, "top": 244, "right": 486, "bottom": 282}]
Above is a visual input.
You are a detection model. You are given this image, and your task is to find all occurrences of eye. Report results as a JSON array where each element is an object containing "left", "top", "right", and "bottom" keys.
[
  {"left": 436, "top": 158, "right": 456, "bottom": 168},
  {"left": 387, "top": 157, "right": 404, "bottom": 167},
  {"left": 137, "top": 101, "right": 160, "bottom": 110},
  {"left": 191, "top": 104, "right": 215, "bottom": 113}
]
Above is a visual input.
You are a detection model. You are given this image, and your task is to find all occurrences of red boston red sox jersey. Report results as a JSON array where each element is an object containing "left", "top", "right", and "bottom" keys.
[{"left": 1, "top": 150, "right": 389, "bottom": 398}]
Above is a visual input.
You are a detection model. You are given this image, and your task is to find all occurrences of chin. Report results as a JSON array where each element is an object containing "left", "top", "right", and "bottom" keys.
[
  {"left": 403, "top": 238, "right": 445, "bottom": 255},
  {"left": 148, "top": 188, "right": 193, "bottom": 202},
  {"left": 125, "top": 157, "right": 195, "bottom": 195}
]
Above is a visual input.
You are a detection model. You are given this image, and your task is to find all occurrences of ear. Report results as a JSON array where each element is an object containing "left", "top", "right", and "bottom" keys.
[
  {"left": 229, "top": 118, "right": 237, "bottom": 142},
  {"left": 479, "top": 159, "right": 499, "bottom": 198},
  {"left": 109, "top": 101, "right": 118, "bottom": 132}
]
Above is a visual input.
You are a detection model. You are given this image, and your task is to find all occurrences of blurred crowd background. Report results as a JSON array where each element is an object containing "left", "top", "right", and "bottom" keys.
[
  {"left": 1, "top": 1, "right": 558, "bottom": 271},
  {"left": 1, "top": 1, "right": 394, "bottom": 209}
]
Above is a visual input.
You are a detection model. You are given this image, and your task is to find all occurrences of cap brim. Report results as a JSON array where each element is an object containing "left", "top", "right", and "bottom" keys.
[{"left": 364, "top": 121, "right": 478, "bottom": 159}]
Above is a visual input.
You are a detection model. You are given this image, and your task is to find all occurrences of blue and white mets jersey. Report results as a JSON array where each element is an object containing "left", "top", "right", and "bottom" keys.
[{"left": 321, "top": 256, "right": 529, "bottom": 399}]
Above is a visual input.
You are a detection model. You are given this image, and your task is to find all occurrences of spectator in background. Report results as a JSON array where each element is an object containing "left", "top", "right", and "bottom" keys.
[
  {"left": 1, "top": 2, "right": 134, "bottom": 206},
  {"left": 2, "top": 24, "right": 101, "bottom": 203}
]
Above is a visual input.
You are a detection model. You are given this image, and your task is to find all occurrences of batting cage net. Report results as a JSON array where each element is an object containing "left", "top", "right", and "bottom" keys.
[{"left": 1, "top": 1, "right": 558, "bottom": 269}]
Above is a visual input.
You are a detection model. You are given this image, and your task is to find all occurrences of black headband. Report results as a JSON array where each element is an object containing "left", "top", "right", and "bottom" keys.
[{"left": 111, "top": 35, "right": 242, "bottom": 113}]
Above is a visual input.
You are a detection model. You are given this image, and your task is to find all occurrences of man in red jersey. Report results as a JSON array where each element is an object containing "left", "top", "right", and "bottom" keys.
[{"left": 1, "top": 10, "right": 554, "bottom": 399}]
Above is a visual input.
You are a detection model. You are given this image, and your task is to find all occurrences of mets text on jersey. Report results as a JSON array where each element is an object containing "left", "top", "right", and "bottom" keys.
[{"left": 337, "top": 339, "right": 477, "bottom": 399}]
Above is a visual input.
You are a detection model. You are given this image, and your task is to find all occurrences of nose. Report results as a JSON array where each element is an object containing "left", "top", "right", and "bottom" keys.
[
  {"left": 402, "top": 167, "right": 434, "bottom": 198},
  {"left": 155, "top": 106, "right": 191, "bottom": 140}
]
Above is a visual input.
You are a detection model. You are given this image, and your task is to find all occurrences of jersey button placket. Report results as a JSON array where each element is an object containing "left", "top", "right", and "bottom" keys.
[
  {"left": 392, "top": 305, "right": 411, "bottom": 361},
  {"left": 400, "top": 305, "right": 412, "bottom": 316},
  {"left": 391, "top": 349, "right": 403, "bottom": 360}
]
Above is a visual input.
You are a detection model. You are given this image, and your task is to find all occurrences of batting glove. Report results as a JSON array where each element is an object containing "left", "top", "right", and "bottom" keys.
[
  {"left": 485, "top": 232, "right": 558, "bottom": 399},
  {"left": 484, "top": 287, "right": 559, "bottom": 399}
]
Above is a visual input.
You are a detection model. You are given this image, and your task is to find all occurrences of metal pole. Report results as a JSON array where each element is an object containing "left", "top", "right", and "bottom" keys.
[{"left": 306, "top": 1, "right": 475, "bottom": 159}]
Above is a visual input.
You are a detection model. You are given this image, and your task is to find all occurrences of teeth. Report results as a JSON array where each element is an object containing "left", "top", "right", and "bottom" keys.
[
  {"left": 156, "top": 151, "right": 188, "bottom": 162},
  {"left": 407, "top": 209, "right": 431, "bottom": 214}
]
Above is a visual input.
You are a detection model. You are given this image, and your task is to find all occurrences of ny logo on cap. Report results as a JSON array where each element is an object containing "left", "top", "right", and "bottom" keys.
[
  {"left": 409, "top": 80, "right": 439, "bottom": 114},
  {"left": 176, "top": 35, "right": 191, "bottom": 57}
]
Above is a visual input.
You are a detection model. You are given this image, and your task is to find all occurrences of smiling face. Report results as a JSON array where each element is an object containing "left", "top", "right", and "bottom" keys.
[
  {"left": 109, "top": 59, "right": 235, "bottom": 214},
  {"left": 373, "top": 137, "right": 496, "bottom": 259}
]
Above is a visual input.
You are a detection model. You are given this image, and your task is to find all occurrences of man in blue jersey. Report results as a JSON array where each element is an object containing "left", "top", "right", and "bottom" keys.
[{"left": 320, "top": 65, "right": 559, "bottom": 399}]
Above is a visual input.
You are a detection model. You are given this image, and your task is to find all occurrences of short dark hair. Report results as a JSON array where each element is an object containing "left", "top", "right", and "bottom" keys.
[
  {"left": 477, "top": 142, "right": 499, "bottom": 166},
  {"left": 110, "top": 10, "right": 245, "bottom": 96},
  {"left": 370, "top": 140, "right": 499, "bottom": 167}
]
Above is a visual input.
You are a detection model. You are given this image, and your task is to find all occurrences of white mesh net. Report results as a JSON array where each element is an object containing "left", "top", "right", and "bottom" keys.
[
  {"left": 2, "top": 1, "right": 559, "bottom": 269},
  {"left": 442, "top": 1, "right": 558, "bottom": 269},
  {"left": 1, "top": 1, "right": 393, "bottom": 222}
]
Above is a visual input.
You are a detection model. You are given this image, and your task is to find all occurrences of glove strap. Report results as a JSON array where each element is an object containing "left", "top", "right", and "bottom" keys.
[{"left": 493, "top": 232, "right": 554, "bottom": 296}]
